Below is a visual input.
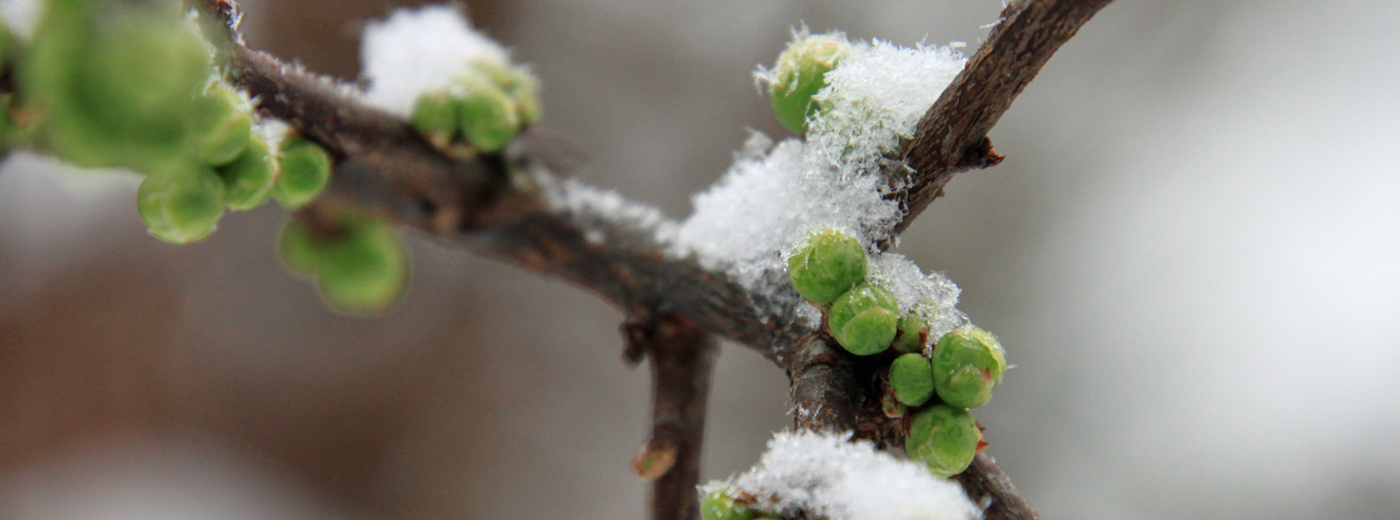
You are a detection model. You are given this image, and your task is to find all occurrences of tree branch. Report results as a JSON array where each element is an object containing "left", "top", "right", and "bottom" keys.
[{"left": 625, "top": 313, "right": 718, "bottom": 520}]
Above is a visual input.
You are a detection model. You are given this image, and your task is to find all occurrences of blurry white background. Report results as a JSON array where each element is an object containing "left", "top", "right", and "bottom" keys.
[{"left": 1, "top": 0, "right": 1397, "bottom": 519}]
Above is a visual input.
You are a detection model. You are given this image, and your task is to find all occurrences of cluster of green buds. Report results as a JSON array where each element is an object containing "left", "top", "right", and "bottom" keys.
[
  {"left": 891, "top": 325, "right": 1006, "bottom": 478},
  {"left": 412, "top": 60, "right": 540, "bottom": 156},
  {"left": 700, "top": 488, "right": 777, "bottom": 520},
  {"left": 766, "top": 32, "right": 849, "bottom": 135},
  {"left": 786, "top": 229, "right": 927, "bottom": 357},
  {"left": 279, "top": 209, "right": 410, "bottom": 315},
  {"left": 24, "top": 0, "right": 284, "bottom": 243}
]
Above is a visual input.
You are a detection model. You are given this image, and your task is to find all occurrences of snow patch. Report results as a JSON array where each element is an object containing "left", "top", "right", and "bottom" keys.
[
  {"left": 360, "top": 4, "right": 510, "bottom": 117},
  {"left": 0, "top": 0, "right": 42, "bottom": 40},
  {"left": 705, "top": 431, "right": 980, "bottom": 520}
]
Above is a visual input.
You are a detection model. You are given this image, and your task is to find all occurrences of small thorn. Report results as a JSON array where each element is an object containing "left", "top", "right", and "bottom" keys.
[{"left": 631, "top": 440, "right": 678, "bottom": 480}]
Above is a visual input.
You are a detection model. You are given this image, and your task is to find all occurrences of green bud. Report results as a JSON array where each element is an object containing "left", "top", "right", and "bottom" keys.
[
  {"left": 510, "top": 71, "right": 542, "bottom": 126},
  {"left": 894, "top": 312, "right": 929, "bottom": 353},
  {"left": 191, "top": 83, "right": 253, "bottom": 166},
  {"left": 277, "top": 217, "right": 320, "bottom": 277},
  {"left": 218, "top": 133, "right": 277, "bottom": 211},
  {"left": 314, "top": 217, "right": 410, "bottom": 315},
  {"left": 769, "top": 34, "right": 848, "bottom": 135},
  {"left": 137, "top": 166, "right": 226, "bottom": 244},
  {"left": 700, "top": 488, "right": 752, "bottom": 520},
  {"left": 932, "top": 326, "right": 1007, "bottom": 409},
  {"left": 412, "top": 90, "right": 458, "bottom": 150},
  {"left": 890, "top": 353, "right": 935, "bottom": 406},
  {"left": 906, "top": 404, "right": 979, "bottom": 478},
  {"left": 787, "top": 229, "right": 866, "bottom": 304},
  {"left": 828, "top": 282, "right": 898, "bottom": 355},
  {"left": 273, "top": 137, "right": 332, "bottom": 210},
  {"left": 457, "top": 76, "right": 519, "bottom": 153},
  {"left": 881, "top": 391, "right": 907, "bottom": 418}
]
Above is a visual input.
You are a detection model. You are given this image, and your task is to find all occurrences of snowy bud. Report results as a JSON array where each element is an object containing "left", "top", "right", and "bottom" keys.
[
  {"left": 273, "top": 137, "right": 332, "bottom": 210},
  {"left": 411, "top": 89, "right": 458, "bottom": 150},
  {"left": 456, "top": 74, "right": 519, "bottom": 153},
  {"left": 769, "top": 33, "right": 849, "bottom": 135},
  {"left": 906, "top": 404, "right": 979, "bottom": 479},
  {"left": 787, "top": 229, "right": 866, "bottom": 304},
  {"left": 137, "top": 166, "right": 226, "bottom": 244},
  {"left": 190, "top": 83, "right": 253, "bottom": 167},
  {"left": 893, "top": 312, "right": 929, "bottom": 353},
  {"left": 932, "top": 326, "right": 1006, "bottom": 409},
  {"left": 828, "top": 282, "right": 898, "bottom": 355},
  {"left": 217, "top": 133, "right": 277, "bottom": 211},
  {"left": 890, "top": 353, "right": 935, "bottom": 406},
  {"left": 700, "top": 488, "right": 753, "bottom": 520}
]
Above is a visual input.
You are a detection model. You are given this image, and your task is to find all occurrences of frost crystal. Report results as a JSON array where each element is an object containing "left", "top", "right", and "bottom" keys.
[
  {"left": 360, "top": 5, "right": 510, "bottom": 117},
  {"left": 674, "top": 32, "right": 967, "bottom": 324},
  {"left": 705, "top": 431, "right": 979, "bottom": 520},
  {"left": 868, "top": 253, "right": 968, "bottom": 349}
]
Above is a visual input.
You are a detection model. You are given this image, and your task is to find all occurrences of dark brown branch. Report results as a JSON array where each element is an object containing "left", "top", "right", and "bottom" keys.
[
  {"left": 625, "top": 313, "right": 718, "bottom": 520},
  {"left": 955, "top": 454, "right": 1038, "bottom": 520},
  {"left": 891, "top": 0, "right": 1113, "bottom": 236}
]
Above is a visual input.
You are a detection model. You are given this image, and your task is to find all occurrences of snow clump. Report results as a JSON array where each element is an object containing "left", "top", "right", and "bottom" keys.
[
  {"left": 359, "top": 5, "right": 511, "bottom": 117},
  {"left": 704, "top": 430, "right": 980, "bottom": 520}
]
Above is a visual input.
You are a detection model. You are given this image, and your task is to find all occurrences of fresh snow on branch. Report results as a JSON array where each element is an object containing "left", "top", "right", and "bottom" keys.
[
  {"left": 0, "top": 0, "right": 42, "bottom": 40},
  {"left": 360, "top": 5, "right": 511, "bottom": 117},
  {"left": 704, "top": 431, "right": 979, "bottom": 520}
]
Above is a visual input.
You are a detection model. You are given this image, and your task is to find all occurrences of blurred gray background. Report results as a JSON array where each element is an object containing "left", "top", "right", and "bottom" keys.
[{"left": 2, "top": 0, "right": 1398, "bottom": 519}]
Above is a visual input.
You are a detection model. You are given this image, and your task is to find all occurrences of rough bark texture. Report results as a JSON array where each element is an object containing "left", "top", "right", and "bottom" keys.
[{"left": 198, "top": 1, "right": 1116, "bottom": 519}]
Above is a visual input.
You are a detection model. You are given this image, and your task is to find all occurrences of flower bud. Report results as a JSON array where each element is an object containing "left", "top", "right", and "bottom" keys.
[
  {"left": 137, "top": 166, "right": 226, "bottom": 244},
  {"left": 190, "top": 83, "right": 253, "bottom": 167},
  {"left": 905, "top": 404, "right": 979, "bottom": 478},
  {"left": 700, "top": 488, "right": 753, "bottom": 520},
  {"left": 882, "top": 390, "right": 907, "bottom": 418},
  {"left": 456, "top": 75, "right": 519, "bottom": 153},
  {"left": 218, "top": 133, "right": 276, "bottom": 211},
  {"left": 769, "top": 34, "right": 849, "bottom": 135},
  {"left": 312, "top": 216, "right": 410, "bottom": 315},
  {"left": 890, "top": 353, "right": 935, "bottom": 406},
  {"left": 893, "top": 312, "right": 928, "bottom": 353},
  {"left": 273, "top": 137, "right": 332, "bottom": 210},
  {"left": 787, "top": 229, "right": 866, "bottom": 304},
  {"left": 828, "top": 282, "right": 898, "bottom": 355},
  {"left": 411, "top": 89, "right": 458, "bottom": 150},
  {"left": 932, "top": 325, "right": 1006, "bottom": 409}
]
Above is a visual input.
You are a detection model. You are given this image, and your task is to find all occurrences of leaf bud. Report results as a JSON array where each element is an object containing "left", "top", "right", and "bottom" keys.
[
  {"left": 312, "top": 217, "right": 410, "bottom": 315},
  {"left": 932, "top": 325, "right": 1007, "bottom": 409},
  {"left": 905, "top": 404, "right": 979, "bottom": 478},
  {"left": 456, "top": 74, "right": 520, "bottom": 153},
  {"left": 700, "top": 488, "right": 753, "bottom": 520},
  {"left": 893, "top": 312, "right": 929, "bottom": 353},
  {"left": 890, "top": 353, "right": 935, "bottom": 406},
  {"left": 137, "top": 166, "right": 226, "bottom": 244},
  {"left": 190, "top": 82, "right": 253, "bottom": 167},
  {"left": 273, "top": 137, "right": 332, "bottom": 210},
  {"left": 411, "top": 89, "right": 458, "bottom": 150},
  {"left": 769, "top": 33, "right": 849, "bottom": 134},
  {"left": 828, "top": 282, "right": 898, "bottom": 355},
  {"left": 217, "top": 133, "right": 277, "bottom": 211},
  {"left": 787, "top": 229, "right": 866, "bottom": 304}
]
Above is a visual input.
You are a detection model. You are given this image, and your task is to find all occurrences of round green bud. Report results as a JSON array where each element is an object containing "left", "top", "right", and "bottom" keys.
[
  {"left": 456, "top": 76, "right": 520, "bottom": 153},
  {"left": 313, "top": 217, "right": 410, "bottom": 315},
  {"left": 218, "top": 133, "right": 277, "bottom": 211},
  {"left": 411, "top": 90, "right": 458, "bottom": 150},
  {"left": 700, "top": 488, "right": 752, "bottom": 520},
  {"left": 881, "top": 391, "right": 907, "bottom": 418},
  {"left": 932, "top": 325, "right": 1007, "bottom": 409},
  {"left": 277, "top": 217, "right": 321, "bottom": 277},
  {"left": 137, "top": 166, "right": 226, "bottom": 244},
  {"left": 828, "top": 282, "right": 898, "bottom": 355},
  {"left": 769, "top": 35, "right": 848, "bottom": 135},
  {"left": 787, "top": 229, "right": 866, "bottom": 304},
  {"left": 273, "top": 137, "right": 332, "bottom": 210},
  {"left": 75, "top": 10, "right": 210, "bottom": 146},
  {"left": 894, "top": 312, "right": 929, "bottom": 353},
  {"left": 890, "top": 353, "right": 935, "bottom": 406},
  {"left": 906, "top": 404, "right": 979, "bottom": 478},
  {"left": 190, "top": 83, "right": 253, "bottom": 167}
]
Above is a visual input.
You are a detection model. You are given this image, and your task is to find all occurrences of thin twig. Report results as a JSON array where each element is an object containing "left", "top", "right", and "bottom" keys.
[{"left": 625, "top": 313, "right": 718, "bottom": 520}]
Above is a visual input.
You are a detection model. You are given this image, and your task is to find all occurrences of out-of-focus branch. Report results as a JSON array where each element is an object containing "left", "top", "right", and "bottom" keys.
[
  {"left": 625, "top": 313, "right": 718, "bottom": 520},
  {"left": 955, "top": 454, "right": 1039, "bottom": 520}
]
